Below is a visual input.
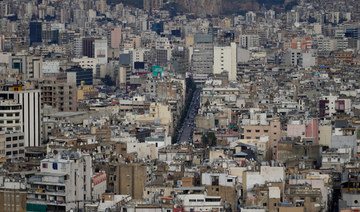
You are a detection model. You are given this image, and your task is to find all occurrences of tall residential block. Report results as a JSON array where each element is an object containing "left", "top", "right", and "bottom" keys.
[{"left": 0, "top": 90, "right": 41, "bottom": 147}]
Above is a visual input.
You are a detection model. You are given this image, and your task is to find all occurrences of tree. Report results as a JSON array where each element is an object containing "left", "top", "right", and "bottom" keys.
[
  {"left": 102, "top": 75, "right": 115, "bottom": 86},
  {"left": 204, "top": 99, "right": 210, "bottom": 107},
  {"left": 202, "top": 132, "right": 217, "bottom": 147}
]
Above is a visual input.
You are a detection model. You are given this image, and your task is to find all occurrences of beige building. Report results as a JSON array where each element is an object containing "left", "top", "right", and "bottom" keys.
[
  {"left": 318, "top": 125, "right": 332, "bottom": 148},
  {"left": 283, "top": 184, "right": 324, "bottom": 212},
  {"left": 110, "top": 28, "right": 122, "bottom": 49},
  {"left": 25, "top": 79, "right": 77, "bottom": 112},
  {"left": 77, "top": 81, "right": 98, "bottom": 100},
  {"left": 135, "top": 102, "right": 173, "bottom": 134},
  {"left": 0, "top": 181, "right": 27, "bottom": 212},
  {"left": 110, "top": 162, "right": 148, "bottom": 201},
  {"left": 185, "top": 35, "right": 194, "bottom": 47}
]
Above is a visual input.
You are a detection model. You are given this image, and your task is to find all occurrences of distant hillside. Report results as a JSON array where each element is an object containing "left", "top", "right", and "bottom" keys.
[
  {"left": 174, "top": 0, "right": 223, "bottom": 17},
  {"left": 222, "top": 0, "right": 289, "bottom": 15},
  {"left": 106, "top": 0, "right": 143, "bottom": 8},
  {"left": 107, "top": 0, "right": 296, "bottom": 16},
  {"left": 174, "top": 0, "right": 292, "bottom": 17}
]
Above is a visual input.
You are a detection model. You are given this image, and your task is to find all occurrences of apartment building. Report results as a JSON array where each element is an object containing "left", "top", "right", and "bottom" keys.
[{"left": 27, "top": 152, "right": 92, "bottom": 211}]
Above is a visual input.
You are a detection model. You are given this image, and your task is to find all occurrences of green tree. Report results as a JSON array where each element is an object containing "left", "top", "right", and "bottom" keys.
[
  {"left": 204, "top": 99, "right": 210, "bottom": 107},
  {"left": 102, "top": 75, "right": 115, "bottom": 86},
  {"left": 202, "top": 132, "right": 217, "bottom": 147}
]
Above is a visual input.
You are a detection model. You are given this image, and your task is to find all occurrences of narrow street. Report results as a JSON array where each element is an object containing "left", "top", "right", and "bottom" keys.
[{"left": 177, "top": 89, "right": 200, "bottom": 145}]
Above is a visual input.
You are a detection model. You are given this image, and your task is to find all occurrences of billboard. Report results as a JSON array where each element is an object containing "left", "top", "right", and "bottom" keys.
[{"left": 152, "top": 65, "right": 164, "bottom": 77}]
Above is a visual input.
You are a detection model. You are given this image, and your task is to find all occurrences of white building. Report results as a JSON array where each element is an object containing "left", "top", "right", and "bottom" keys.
[
  {"left": 72, "top": 57, "right": 99, "bottom": 76},
  {"left": 317, "top": 37, "right": 336, "bottom": 51},
  {"left": 97, "top": 195, "right": 131, "bottom": 212},
  {"left": 73, "top": 37, "right": 83, "bottom": 58},
  {"left": 240, "top": 35, "right": 260, "bottom": 49},
  {"left": 27, "top": 56, "right": 43, "bottom": 79},
  {"left": 27, "top": 152, "right": 92, "bottom": 211},
  {"left": 237, "top": 48, "right": 250, "bottom": 63},
  {"left": 92, "top": 172, "right": 107, "bottom": 201},
  {"left": 132, "top": 48, "right": 146, "bottom": 63},
  {"left": 246, "top": 11, "right": 256, "bottom": 23},
  {"left": 287, "top": 10, "right": 299, "bottom": 24},
  {"left": 94, "top": 39, "right": 108, "bottom": 65},
  {"left": 213, "top": 42, "right": 237, "bottom": 81},
  {"left": 42, "top": 61, "right": 60, "bottom": 76},
  {"left": 0, "top": 90, "right": 41, "bottom": 147},
  {"left": 155, "top": 37, "right": 172, "bottom": 61},
  {"left": 321, "top": 95, "right": 351, "bottom": 117},
  {"left": 244, "top": 166, "right": 285, "bottom": 198},
  {"left": 0, "top": 100, "right": 25, "bottom": 160},
  {"left": 178, "top": 194, "right": 224, "bottom": 212},
  {"left": 302, "top": 52, "right": 316, "bottom": 68},
  {"left": 202, "top": 173, "right": 237, "bottom": 187},
  {"left": 265, "top": 10, "right": 275, "bottom": 20}
]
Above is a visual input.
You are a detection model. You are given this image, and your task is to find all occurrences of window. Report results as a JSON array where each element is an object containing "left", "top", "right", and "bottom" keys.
[
  {"left": 227, "top": 179, "right": 233, "bottom": 182},
  {"left": 264, "top": 130, "right": 268, "bottom": 133},
  {"left": 43, "top": 163, "right": 48, "bottom": 168},
  {"left": 211, "top": 176, "right": 219, "bottom": 186},
  {"left": 246, "top": 130, "right": 251, "bottom": 133},
  {"left": 255, "top": 130, "right": 260, "bottom": 133},
  {"left": 263, "top": 203, "right": 267, "bottom": 206},
  {"left": 53, "top": 163, "right": 58, "bottom": 170}
]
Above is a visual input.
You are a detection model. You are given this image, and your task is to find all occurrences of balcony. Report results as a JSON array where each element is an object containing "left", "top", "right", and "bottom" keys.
[
  {"left": 28, "top": 177, "right": 66, "bottom": 185},
  {"left": 30, "top": 188, "right": 66, "bottom": 196},
  {"left": 27, "top": 198, "right": 66, "bottom": 206}
]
